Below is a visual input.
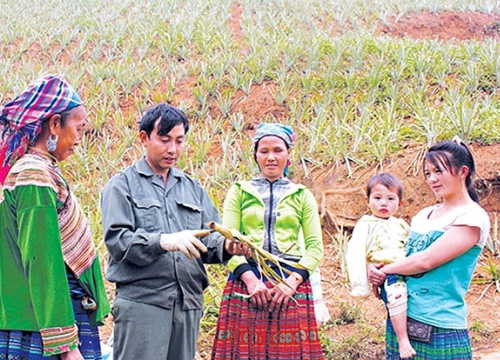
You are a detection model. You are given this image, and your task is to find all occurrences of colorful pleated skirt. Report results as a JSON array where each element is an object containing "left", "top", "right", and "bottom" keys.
[
  {"left": 211, "top": 270, "right": 324, "bottom": 360},
  {"left": 0, "top": 312, "right": 102, "bottom": 360},
  {"left": 386, "top": 318, "right": 472, "bottom": 360}
]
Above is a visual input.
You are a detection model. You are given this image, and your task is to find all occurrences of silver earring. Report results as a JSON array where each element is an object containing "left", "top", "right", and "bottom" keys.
[{"left": 46, "top": 134, "right": 58, "bottom": 152}]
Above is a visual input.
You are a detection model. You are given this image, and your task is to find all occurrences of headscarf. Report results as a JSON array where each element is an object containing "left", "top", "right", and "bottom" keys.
[
  {"left": 253, "top": 123, "right": 295, "bottom": 176},
  {"left": 0, "top": 74, "right": 82, "bottom": 184},
  {"left": 253, "top": 123, "right": 294, "bottom": 149}
]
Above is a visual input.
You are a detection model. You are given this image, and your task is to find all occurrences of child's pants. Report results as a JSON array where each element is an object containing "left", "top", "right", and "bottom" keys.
[{"left": 380, "top": 274, "right": 407, "bottom": 316}]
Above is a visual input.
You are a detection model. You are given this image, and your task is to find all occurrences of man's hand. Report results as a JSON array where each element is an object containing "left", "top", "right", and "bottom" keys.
[
  {"left": 224, "top": 239, "right": 251, "bottom": 258},
  {"left": 160, "top": 230, "right": 209, "bottom": 260}
]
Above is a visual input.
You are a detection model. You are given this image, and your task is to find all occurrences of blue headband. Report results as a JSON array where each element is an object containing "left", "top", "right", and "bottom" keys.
[{"left": 253, "top": 123, "right": 294, "bottom": 148}]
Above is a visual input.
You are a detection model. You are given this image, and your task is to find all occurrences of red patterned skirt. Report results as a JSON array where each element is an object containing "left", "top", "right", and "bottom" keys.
[{"left": 211, "top": 271, "right": 324, "bottom": 360}]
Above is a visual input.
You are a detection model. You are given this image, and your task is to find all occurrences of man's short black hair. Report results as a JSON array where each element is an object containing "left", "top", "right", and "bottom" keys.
[{"left": 139, "top": 103, "right": 189, "bottom": 137}]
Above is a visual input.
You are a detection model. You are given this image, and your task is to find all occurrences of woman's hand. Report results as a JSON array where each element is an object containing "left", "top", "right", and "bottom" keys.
[
  {"left": 269, "top": 272, "right": 302, "bottom": 313},
  {"left": 241, "top": 271, "right": 271, "bottom": 310},
  {"left": 367, "top": 263, "right": 386, "bottom": 286},
  {"left": 224, "top": 239, "right": 251, "bottom": 258},
  {"left": 60, "top": 348, "right": 84, "bottom": 360},
  {"left": 367, "top": 263, "right": 386, "bottom": 300}
]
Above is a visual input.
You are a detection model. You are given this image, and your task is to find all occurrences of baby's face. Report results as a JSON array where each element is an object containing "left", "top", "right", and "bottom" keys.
[{"left": 367, "top": 183, "right": 401, "bottom": 219}]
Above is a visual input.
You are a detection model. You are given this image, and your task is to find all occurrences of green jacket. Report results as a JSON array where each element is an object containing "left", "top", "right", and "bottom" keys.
[
  {"left": 0, "top": 153, "right": 110, "bottom": 356},
  {"left": 224, "top": 180, "right": 324, "bottom": 276}
]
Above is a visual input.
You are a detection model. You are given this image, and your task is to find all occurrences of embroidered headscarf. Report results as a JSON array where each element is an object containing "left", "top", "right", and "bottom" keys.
[
  {"left": 253, "top": 123, "right": 295, "bottom": 176},
  {"left": 0, "top": 74, "right": 82, "bottom": 184}
]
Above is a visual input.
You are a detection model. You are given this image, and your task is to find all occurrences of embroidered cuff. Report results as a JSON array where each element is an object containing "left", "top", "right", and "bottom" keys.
[{"left": 40, "top": 324, "right": 79, "bottom": 356}]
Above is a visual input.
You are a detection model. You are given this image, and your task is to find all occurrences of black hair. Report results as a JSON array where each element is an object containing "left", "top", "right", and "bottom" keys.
[
  {"left": 424, "top": 139, "right": 479, "bottom": 203},
  {"left": 139, "top": 103, "right": 189, "bottom": 137},
  {"left": 42, "top": 106, "right": 80, "bottom": 129},
  {"left": 253, "top": 135, "right": 290, "bottom": 153},
  {"left": 366, "top": 173, "right": 404, "bottom": 201},
  {"left": 59, "top": 107, "right": 74, "bottom": 126}
]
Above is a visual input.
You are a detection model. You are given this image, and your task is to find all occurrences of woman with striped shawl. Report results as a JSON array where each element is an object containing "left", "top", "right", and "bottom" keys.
[{"left": 0, "top": 75, "right": 110, "bottom": 359}]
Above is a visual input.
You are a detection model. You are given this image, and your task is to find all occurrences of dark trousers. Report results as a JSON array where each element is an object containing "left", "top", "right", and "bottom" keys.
[{"left": 112, "top": 296, "right": 203, "bottom": 360}]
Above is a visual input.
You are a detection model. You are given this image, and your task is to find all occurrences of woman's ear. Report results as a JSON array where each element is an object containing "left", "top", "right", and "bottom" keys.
[
  {"left": 47, "top": 114, "right": 62, "bottom": 134},
  {"left": 460, "top": 166, "right": 470, "bottom": 179}
]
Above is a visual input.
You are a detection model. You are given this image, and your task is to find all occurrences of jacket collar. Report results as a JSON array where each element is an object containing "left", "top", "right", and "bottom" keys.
[{"left": 136, "top": 156, "right": 185, "bottom": 180}]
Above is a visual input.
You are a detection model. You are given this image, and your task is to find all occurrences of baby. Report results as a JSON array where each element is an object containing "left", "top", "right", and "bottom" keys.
[{"left": 346, "top": 173, "right": 416, "bottom": 359}]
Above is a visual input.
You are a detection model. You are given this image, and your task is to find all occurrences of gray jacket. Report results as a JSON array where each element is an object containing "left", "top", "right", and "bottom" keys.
[{"left": 101, "top": 157, "right": 227, "bottom": 310}]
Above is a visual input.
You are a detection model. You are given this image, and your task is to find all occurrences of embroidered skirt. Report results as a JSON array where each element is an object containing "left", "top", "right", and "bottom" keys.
[
  {"left": 386, "top": 318, "right": 472, "bottom": 360},
  {"left": 211, "top": 271, "right": 324, "bottom": 360},
  {"left": 0, "top": 312, "right": 101, "bottom": 360}
]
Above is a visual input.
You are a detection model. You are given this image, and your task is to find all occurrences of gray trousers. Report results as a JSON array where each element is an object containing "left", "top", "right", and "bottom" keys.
[{"left": 112, "top": 297, "right": 203, "bottom": 360}]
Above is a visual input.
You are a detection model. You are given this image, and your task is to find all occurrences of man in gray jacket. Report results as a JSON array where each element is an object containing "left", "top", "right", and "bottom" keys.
[{"left": 101, "top": 103, "right": 247, "bottom": 360}]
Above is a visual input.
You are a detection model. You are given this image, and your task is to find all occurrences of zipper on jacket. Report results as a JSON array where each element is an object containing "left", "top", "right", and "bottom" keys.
[{"left": 267, "top": 181, "right": 274, "bottom": 252}]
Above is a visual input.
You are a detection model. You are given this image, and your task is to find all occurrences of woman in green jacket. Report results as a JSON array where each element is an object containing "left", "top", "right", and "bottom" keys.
[
  {"left": 0, "top": 75, "right": 110, "bottom": 359},
  {"left": 212, "top": 123, "right": 324, "bottom": 359}
]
